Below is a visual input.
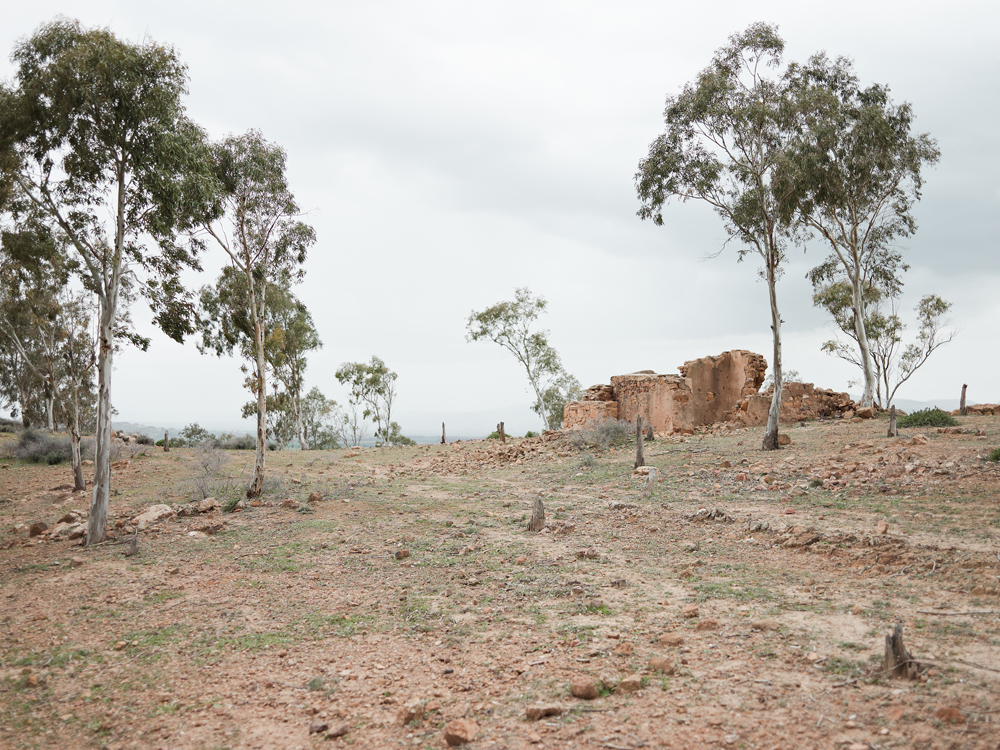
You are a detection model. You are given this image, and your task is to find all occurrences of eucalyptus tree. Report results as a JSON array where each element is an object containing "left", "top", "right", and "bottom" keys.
[
  {"left": 195, "top": 131, "right": 315, "bottom": 496},
  {"left": 466, "top": 287, "right": 577, "bottom": 432},
  {"left": 635, "top": 23, "right": 794, "bottom": 451},
  {"left": 0, "top": 20, "right": 214, "bottom": 543},
  {"left": 778, "top": 54, "right": 940, "bottom": 408},
  {"left": 335, "top": 357, "right": 398, "bottom": 446},
  {"left": 813, "top": 280, "right": 954, "bottom": 409},
  {"left": 266, "top": 289, "right": 321, "bottom": 449}
]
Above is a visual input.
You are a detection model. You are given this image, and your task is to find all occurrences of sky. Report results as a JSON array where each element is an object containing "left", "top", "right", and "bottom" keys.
[{"left": 2, "top": 0, "right": 998, "bottom": 437}]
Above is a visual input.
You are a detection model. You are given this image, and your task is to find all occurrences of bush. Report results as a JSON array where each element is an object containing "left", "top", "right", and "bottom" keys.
[
  {"left": 179, "top": 422, "right": 215, "bottom": 446},
  {"left": 15, "top": 429, "right": 71, "bottom": 464},
  {"left": 896, "top": 407, "right": 958, "bottom": 429},
  {"left": 218, "top": 434, "right": 255, "bottom": 450},
  {"left": 988, "top": 447, "right": 1000, "bottom": 463},
  {"left": 524, "top": 431, "right": 538, "bottom": 439},
  {"left": 136, "top": 434, "right": 154, "bottom": 446},
  {"left": 566, "top": 419, "right": 635, "bottom": 451}
]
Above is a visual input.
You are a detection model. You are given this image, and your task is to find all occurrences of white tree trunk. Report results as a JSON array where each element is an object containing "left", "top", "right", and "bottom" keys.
[
  {"left": 851, "top": 274, "right": 877, "bottom": 408},
  {"left": 86, "top": 298, "right": 115, "bottom": 545},
  {"left": 763, "top": 259, "right": 783, "bottom": 451},
  {"left": 248, "top": 310, "right": 267, "bottom": 497},
  {"left": 295, "top": 392, "right": 308, "bottom": 450}
]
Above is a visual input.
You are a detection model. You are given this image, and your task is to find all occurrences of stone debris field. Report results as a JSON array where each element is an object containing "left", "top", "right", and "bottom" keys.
[{"left": 2, "top": 414, "right": 1000, "bottom": 750}]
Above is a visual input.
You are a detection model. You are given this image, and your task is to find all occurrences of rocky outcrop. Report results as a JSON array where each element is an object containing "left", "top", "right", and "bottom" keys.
[
  {"left": 563, "top": 400, "right": 618, "bottom": 429},
  {"left": 951, "top": 404, "right": 1000, "bottom": 416}
]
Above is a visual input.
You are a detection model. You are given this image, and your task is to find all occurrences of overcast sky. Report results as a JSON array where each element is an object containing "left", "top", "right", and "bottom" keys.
[{"left": 3, "top": 0, "right": 998, "bottom": 436}]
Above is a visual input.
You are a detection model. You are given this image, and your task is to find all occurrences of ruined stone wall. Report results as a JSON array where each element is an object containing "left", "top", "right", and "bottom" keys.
[
  {"left": 610, "top": 372, "right": 693, "bottom": 434},
  {"left": 732, "top": 382, "right": 855, "bottom": 426},
  {"left": 563, "top": 400, "right": 618, "bottom": 430},
  {"left": 677, "top": 350, "right": 767, "bottom": 426}
]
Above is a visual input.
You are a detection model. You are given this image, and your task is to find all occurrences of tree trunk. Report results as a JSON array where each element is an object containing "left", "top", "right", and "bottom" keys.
[
  {"left": 634, "top": 415, "right": 645, "bottom": 469},
  {"left": 887, "top": 405, "right": 897, "bottom": 438},
  {"left": 86, "top": 299, "right": 115, "bottom": 546},
  {"left": 296, "top": 394, "right": 308, "bottom": 450},
  {"left": 883, "top": 623, "right": 920, "bottom": 680},
  {"left": 762, "top": 258, "right": 782, "bottom": 451},
  {"left": 441, "top": 422, "right": 446, "bottom": 445},
  {"left": 70, "top": 423, "right": 86, "bottom": 492},
  {"left": 248, "top": 311, "right": 267, "bottom": 498},
  {"left": 851, "top": 274, "right": 877, "bottom": 408},
  {"left": 163, "top": 431, "right": 170, "bottom": 452},
  {"left": 499, "top": 421, "right": 505, "bottom": 444},
  {"left": 959, "top": 384, "right": 967, "bottom": 417}
]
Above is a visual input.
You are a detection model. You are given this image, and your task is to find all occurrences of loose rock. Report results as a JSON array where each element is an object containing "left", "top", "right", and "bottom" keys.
[
  {"left": 648, "top": 657, "right": 675, "bottom": 674},
  {"left": 443, "top": 718, "right": 479, "bottom": 746},
  {"left": 615, "top": 675, "right": 643, "bottom": 694},
  {"left": 570, "top": 675, "right": 601, "bottom": 700},
  {"left": 525, "top": 704, "right": 563, "bottom": 721},
  {"left": 681, "top": 604, "right": 699, "bottom": 619}
]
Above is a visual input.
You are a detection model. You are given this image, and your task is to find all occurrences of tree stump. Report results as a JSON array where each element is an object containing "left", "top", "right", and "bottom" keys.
[
  {"left": 639, "top": 467, "right": 658, "bottom": 500},
  {"left": 634, "top": 416, "right": 645, "bottom": 469},
  {"left": 528, "top": 496, "right": 545, "bottom": 532},
  {"left": 163, "top": 432, "right": 170, "bottom": 452},
  {"left": 960, "top": 384, "right": 967, "bottom": 416},
  {"left": 645, "top": 424, "right": 654, "bottom": 441},
  {"left": 441, "top": 422, "right": 446, "bottom": 445},
  {"left": 887, "top": 406, "right": 897, "bottom": 438},
  {"left": 883, "top": 623, "right": 920, "bottom": 680},
  {"left": 499, "top": 421, "right": 505, "bottom": 444}
]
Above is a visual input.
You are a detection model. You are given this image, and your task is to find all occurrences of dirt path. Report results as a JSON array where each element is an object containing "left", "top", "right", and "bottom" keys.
[{"left": 2, "top": 417, "right": 999, "bottom": 750}]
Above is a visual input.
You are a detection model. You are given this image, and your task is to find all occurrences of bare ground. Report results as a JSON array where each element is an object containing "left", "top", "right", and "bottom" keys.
[{"left": 2, "top": 415, "right": 1000, "bottom": 750}]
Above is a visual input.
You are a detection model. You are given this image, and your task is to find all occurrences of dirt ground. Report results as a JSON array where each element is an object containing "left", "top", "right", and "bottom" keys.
[{"left": 2, "top": 415, "right": 1000, "bottom": 750}]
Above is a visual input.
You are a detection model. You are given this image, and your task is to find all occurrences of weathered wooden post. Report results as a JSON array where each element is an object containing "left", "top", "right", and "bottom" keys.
[
  {"left": 960, "top": 384, "right": 968, "bottom": 416},
  {"left": 441, "top": 422, "right": 446, "bottom": 444},
  {"left": 499, "top": 421, "right": 506, "bottom": 444},
  {"left": 634, "top": 415, "right": 645, "bottom": 469},
  {"left": 887, "top": 406, "right": 897, "bottom": 438},
  {"left": 883, "top": 623, "right": 920, "bottom": 680},
  {"left": 163, "top": 431, "right": 170, "bottom": 452},
  {"left": 528, "top": 495, "right": 545, "bottom": 531}
]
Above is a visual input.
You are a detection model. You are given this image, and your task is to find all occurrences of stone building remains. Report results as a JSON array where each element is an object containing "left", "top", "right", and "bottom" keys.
[{"left": 563, "top": 350, "right": 856, "bottom": 434}]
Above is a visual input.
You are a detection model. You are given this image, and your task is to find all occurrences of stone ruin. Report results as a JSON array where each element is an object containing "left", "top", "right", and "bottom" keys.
[{"left": 563, "top": 350, "right": 856, "bottom": 434}]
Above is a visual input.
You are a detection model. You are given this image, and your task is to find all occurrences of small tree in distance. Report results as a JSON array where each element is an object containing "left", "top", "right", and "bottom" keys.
[
  {"left": 336, "top": 357, "right": 401, "bottom": 446},
  {"left": 813, "top": 280, "right": 955, "bottom": 409},
  {"left": 466, "top": 287, "right": 579, "bottom": 432}
]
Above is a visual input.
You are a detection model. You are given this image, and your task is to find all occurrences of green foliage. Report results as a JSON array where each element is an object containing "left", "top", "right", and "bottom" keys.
[
  {"left": 179, "top": 423, "right": 215, "bottom": 445},
  {"left": 466, "top": 287, "right": 579, "bottom": 431},
  {"left": 896, "top": 408, "right": 957, "bottom": 429},
  {"left": 336, "top": 356, "right": 399, "bottom": 446},
  {"left": 781, "top": 52, "right": 940, "bottom": 405},
  {"left": 387, "top": 422, "right": 415, "bottom": 446},
  {"left": 524, "top": 431, "right": 539, "bottom": 438},
  {"left": 987, "top": 448, "right": 1000, "bottom": 463}
]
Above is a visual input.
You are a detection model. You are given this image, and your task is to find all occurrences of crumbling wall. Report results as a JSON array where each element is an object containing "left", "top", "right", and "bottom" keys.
[
  {"left": 610, "top": 372, "right": 693, "bottom": 434},
  {"left": 563, "top": 400, "right": 618, "bottom": 429},
  {"left": 677, "top": 350, "right": 766, "bottom": 426},
  {"left": 732, "top": 382, "right": 855, "bottom": 426}
]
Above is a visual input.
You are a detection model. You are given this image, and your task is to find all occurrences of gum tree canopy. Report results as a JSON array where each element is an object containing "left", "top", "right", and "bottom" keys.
[
  {"left": 636, "top": 23, "right": 793, "bottom": 451},
  {"left": 0, "top": 19, "right": 214, "bottom": 544},
  {"left": 778, "top": 53, "right": 940, "bottom": 408}
]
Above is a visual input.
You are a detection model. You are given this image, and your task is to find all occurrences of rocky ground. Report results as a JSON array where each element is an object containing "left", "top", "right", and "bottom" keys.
[{"left": 2, "top": 415, "right": 999, "bottom": 750}]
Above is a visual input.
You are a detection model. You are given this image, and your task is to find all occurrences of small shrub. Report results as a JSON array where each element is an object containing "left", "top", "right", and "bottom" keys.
[
  {"left": 896, "top": 407, "right": 958, "bottom": 429},
  {"left": 219, "top": 434, "right": 255, "bottom": 450},
  {"left": 135, "top": 434, "right": 154, "bottom": 446},
  {"left": 45, "top": 451, "right": 65, "bottom": 465},
  {"left": 988, "top": 447, "right": 1000, "bottom": 463},
  {"left": 15, "top": 430, "right": 72, "bottom": 463},
  {"left": 487, "top": 430, "right": 500, "bottom": 440},
  {"left": 566, "top": 419, "right": 634, "bottom": 451},
  {"left": 524, "top": 431, "right": 538, "bottom": 439},
  {"left": 579, "top": 453, "right": 597, "bottom": 469}
]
